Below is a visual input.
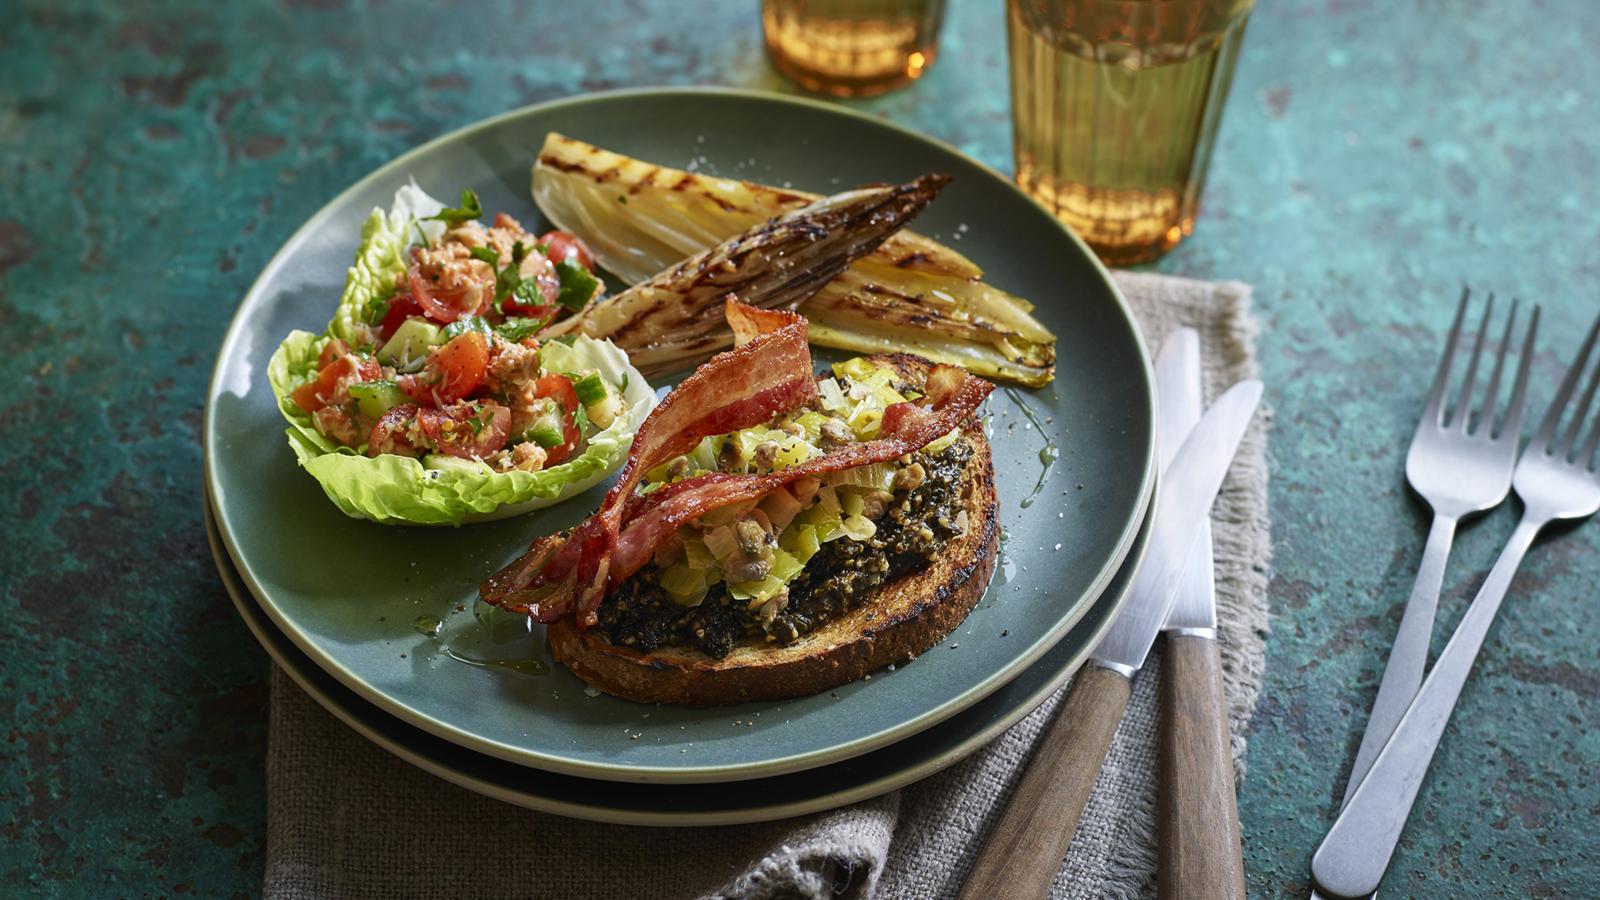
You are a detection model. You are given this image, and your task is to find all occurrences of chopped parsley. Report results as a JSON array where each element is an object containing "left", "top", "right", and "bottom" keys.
[
  {"left": 496, "top": 242, "right": 529, "bottom": 301},
  {"left": 442, "top": 315, "right": 492, "bottom": 339},
  {"left": 495, "top": 316, "right": 550, "bottom": 343},
  {"left": 428, "top": 189, "right": 483, "bottom": 225},
  {"left": 509, "top": 278, "right": 545, "bottom": 309},
  {"left": 573, "top": 403, "right": 589, "bottom": 434},
  {"left": 472, "top": 242, "right": 554, "bottom": 314},
  {"left": 466, "top": 413, "right": 486, "bottom": 435},
  {"left": 362, "top": 292, "right": 393, "bottom": 326},
  {"left": 554, "top": 260, "right": 599, "bottom": 312}
]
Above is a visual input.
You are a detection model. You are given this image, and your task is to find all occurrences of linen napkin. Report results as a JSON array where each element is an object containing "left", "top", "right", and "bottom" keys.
[{"left": 262, "top": 271, "right": 1271, "bottom": 900}]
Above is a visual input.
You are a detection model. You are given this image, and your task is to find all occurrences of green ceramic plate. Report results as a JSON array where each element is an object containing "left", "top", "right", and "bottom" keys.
[
  {"left": 204, "top": 87, "right": 1155, "bottom": 784},
  {"left": 206, "top": 486, "right": 1151, "bottom": 824}
]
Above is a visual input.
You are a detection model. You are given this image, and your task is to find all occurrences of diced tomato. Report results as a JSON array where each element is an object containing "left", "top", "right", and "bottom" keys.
[
  {"left": 291, "top": 355, "right": 377, "bottom": 414},
  {"left": 291, "top": 365, "right": 336, "bottom": 412},
  {"left": 538, "top": 230, "right": 595, "bottom": 271},
  {"left": 533, "top": 373, "right": 582, "bottom": 464},
  {"left": 415, "top": 402, "right": 511, "bottom": 460},
  {"left": 534, "top": 373, "right": 579, "bottom": 413},
  {"left": 367, "top": 404, "right": 420, "bottom": 458},
  {"left": 501, "top": 298, "right": 558, "bottom": 319},
  {"left": 394, "top": 332, "right": 489, "bottom": 407},
  {"left": 409, "top": 264, "right": 486, "bottom": 323},
  {"left": 379, "top": 294, "right": 425, "bottom": 340},
  {"left": 429, "top": 332, "right": 490, "bottom": 403},
  {"left": 544, "top": 418, "right": 581, "bottom": 465},
  {"left": 318, "top": 339, "right": 351, "bottom": 368}
]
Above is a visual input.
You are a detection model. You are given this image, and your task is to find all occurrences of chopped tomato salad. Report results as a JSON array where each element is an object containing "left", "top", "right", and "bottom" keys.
[{"left": 288, "top": 191, "right": 626, "bottom": 474}]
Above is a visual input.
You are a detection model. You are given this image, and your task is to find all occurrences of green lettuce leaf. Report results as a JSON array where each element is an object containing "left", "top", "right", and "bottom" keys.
[
  {"left": 269, "top": 329, "right": 654, "bottom": 525},
  {"left": 331, "top": 183, "right": 447, "bottom": 345},
  {"left": 267, "top": 185, "right": 655, "bottom": 526}
]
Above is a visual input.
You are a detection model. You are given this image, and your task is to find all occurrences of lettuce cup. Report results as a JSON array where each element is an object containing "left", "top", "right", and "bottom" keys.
[{"left": 267, "top": 184, "right": 654, "bottom": 525}]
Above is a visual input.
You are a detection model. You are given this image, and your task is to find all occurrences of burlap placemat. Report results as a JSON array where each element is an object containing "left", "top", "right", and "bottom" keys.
[{"left": 262, "top": 271, "right": 1271, "bottom": 900}]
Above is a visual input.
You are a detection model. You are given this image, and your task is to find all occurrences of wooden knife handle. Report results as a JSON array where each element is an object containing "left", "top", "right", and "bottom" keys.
[
  {"left": 957, "top": 664, "right": 1132, "bottom": 900},
  {"left": 1158, "top": 634, "right": 1247, "bottom": 900}
]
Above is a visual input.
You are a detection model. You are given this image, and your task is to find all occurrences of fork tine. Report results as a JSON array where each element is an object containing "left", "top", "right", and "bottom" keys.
[
  {"left": 1476, "top": 297, "right": 1517, "bottom": 436},
  {"left": 1555, "top": 334, "right": 1600, "bottom": 460},
  {"left": 1455, "top": 293, "right": 1494, "bottom": 432},
  {"left": 1530, "top": 310, "right": 1600, "bottom": 454},
  {"left": 1424, "top": 287, "right": 1472, "bottom": 426},
  {"left": 1499, "top": 303, "right": 1540, "bottom": 441}
]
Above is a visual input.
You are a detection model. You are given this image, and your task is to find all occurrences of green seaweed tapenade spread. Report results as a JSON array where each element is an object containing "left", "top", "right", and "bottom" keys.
[{"left": 596, "top": 440, "right": 973, "bottom": 658}]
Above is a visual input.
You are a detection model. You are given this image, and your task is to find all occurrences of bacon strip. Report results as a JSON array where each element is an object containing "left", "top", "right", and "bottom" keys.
[
  {"left": 481, "top": 299, "right": 995, "bottom": 629},
  {"left": 604, "top": 365, "right": 991, "bottom": 585},
  {"left": 478, "top": 533, "right": 574, "bottom": 620},
  {"left": 484, "top": 298, "right": 816, "bottom": 625}
]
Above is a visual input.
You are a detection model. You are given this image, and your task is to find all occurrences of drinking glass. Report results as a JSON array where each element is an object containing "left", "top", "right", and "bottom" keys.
[
  {"left": 1008, "top": 0, "right": 1255, "bottom": 265},
  {"left": 763, "top": 0, "right": 948, "bottom": 97}
]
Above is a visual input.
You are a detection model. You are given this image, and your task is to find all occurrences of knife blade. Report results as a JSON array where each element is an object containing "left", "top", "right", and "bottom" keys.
[
  {"left": 1155, "top": 329, "right": 1248, "bottom": 900},
  {"left": 1088, "top": 376, "right": 1262, "bottom": 675},
  {"left": 1157, "top": 328, "right": 1215, "bottom": 633},
  {"left": 956, "top": 371, "right": 1263, "bottom": 900}
]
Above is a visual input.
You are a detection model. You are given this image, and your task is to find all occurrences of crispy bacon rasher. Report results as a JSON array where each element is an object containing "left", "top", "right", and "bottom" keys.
[{"left": 481, "top": 298, "right": 993, "bottom": 628}]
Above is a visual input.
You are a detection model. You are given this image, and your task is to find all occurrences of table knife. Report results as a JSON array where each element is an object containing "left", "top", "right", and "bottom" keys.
[
  {"left": 1155, "top": 329, "right": 1248, "bottom": 900},
  {"left": 957, "top": 361, "right": 1263, "bottom": 900}
]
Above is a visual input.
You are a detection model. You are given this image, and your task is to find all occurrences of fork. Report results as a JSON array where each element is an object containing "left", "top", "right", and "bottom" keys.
[
  {"left": 1312, "top": 310, "right": 1600, "bottom": 899},
  {"left": 1341, "top": 289, "right": 1538, "bottom": 809}
]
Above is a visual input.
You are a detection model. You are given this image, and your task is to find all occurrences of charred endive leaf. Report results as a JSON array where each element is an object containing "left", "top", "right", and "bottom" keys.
[
  {"left": 533, "top": 132, "right": 1057, "bottom": 386},
  {"left": 541, "top": 176, "right": 947, "bottom": 379}
]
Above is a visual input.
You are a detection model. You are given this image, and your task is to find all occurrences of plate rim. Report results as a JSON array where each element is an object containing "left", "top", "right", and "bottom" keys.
[
  {"left": 203, "top": 85, "right": 1158, "bottom": 783},
  {"left": 206, "top": 481, "right": 1151, "bottom": 825}
]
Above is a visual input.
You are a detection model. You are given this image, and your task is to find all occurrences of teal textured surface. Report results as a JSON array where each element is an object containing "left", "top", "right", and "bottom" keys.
[{"left": 2, "top": 0, "right": 1597, "bottom": 896}]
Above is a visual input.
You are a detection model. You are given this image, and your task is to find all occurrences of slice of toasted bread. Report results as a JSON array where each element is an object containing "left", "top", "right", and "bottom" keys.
[{"left": 547, "top": 354, "right": 999, "bottom": 706}]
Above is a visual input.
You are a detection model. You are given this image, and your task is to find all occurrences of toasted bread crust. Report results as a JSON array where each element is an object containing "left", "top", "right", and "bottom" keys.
[{"left": 548, "top": 355, "right": 998, "bottom": 706}]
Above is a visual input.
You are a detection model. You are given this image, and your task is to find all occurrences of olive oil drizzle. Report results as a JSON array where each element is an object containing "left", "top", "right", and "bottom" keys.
[
  {"left": 441, "top": 647, "right": 550, "bottom": 677},
  {"left": 1004, "top": 388, "right": 1059, "bottom": 508},
  {"left": 413, "top": 612, "right": 549, "bottom": 676}
]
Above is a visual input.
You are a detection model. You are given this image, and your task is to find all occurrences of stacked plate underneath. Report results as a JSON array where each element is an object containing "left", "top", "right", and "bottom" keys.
[{"left": 203, "top": 89, "right": 1156, "bottom": 825}]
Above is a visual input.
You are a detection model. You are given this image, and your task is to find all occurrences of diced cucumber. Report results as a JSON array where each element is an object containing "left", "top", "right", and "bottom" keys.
[
  {"left": 585, "top": 393, "right": 623, "bottom": 430},
  {"left": 348, "top": 380, "right": 410, "bottom": 419},
  {"left": 377, "top": 319, "right": 442, "bottom": 370},
  {"left": 572, "top": 371, "right": 610, "bottom": 405},
  {"left": 521, "top": 399, "right": 566, "bottom": 448}
]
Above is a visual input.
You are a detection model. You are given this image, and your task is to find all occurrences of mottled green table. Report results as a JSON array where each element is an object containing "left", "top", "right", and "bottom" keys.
[{"left": 4, "top": 0, "right": 1597, "bottom": 896}]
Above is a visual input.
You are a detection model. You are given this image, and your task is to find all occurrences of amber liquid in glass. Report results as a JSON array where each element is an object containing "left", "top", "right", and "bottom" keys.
[
  {"left": 1008, "top": 0, "right": 1253, "bottom": 265},
  {"left": 763, "top": 0, "right": 946, "bottom": 97}
]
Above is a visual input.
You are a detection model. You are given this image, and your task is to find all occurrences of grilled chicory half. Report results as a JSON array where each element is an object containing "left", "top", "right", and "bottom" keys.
[
  {"left": 542, "top": 175, "right": 948, "bottom": 379},
  {"left": 533, "top": 133, "right": 1058, "bottom": 386},
  {"left": 267, "top": 183, "right": 655, "bottom": 526}
]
